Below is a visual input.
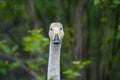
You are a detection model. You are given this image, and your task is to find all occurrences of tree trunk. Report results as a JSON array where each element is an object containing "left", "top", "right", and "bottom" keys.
[
  {"left": 24, "top": 0, "right": 39, "bottom": 30},
  {"left": 74, "top": 0, "right": 86, "bottom": 80}
]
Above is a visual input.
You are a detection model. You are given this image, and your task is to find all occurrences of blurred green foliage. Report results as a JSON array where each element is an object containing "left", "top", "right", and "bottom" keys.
[
  {"left": 0, "top": 40, "right": 18, "bottom": 55},
  {"left": 0, "top": 0, "right": 120, "bottom": 80},
  {"left": 23, "top": 29, "right": 49, "bottom": 53},
  {"left": 63, "top": 60, "right": 91, "bottom": 80},
  {"left": 117, "top": 25, "right": 120, "bottom": 39},
  {"left": 0, "top": 30, "right": 49, "bottom": 80}
]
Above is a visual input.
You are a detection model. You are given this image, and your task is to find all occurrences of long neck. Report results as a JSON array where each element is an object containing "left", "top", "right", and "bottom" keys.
[{"left": 47, "top": 41, "right": 61, "bottom": 80}]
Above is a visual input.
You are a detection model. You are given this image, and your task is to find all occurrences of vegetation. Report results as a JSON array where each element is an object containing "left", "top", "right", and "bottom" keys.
[{"left": 0, "top": 0, "right": 120, "bottom": 80}]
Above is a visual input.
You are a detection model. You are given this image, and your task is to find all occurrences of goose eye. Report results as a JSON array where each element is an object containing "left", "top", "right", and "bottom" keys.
[
  {"left": 50, "top": 28, "right": 53, "bottom": 30},
  {"left": 60, "top": 28, "right": 62, "bottom": 30}
]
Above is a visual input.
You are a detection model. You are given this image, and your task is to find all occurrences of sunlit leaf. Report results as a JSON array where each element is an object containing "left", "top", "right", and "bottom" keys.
[
  {"left": 23, "top": 29, "right": 49, "bottom": 54},
  {"left": 94, "top": 0, "right": 100, "bottom": 5},
  {"left": 72, "top": 61, "right": 81, "bottom": 65}
]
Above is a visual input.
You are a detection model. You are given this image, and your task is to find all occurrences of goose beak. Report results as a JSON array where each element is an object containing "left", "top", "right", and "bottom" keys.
[{"left": 53, "top": 34, "right": 61, "bottom": 44}]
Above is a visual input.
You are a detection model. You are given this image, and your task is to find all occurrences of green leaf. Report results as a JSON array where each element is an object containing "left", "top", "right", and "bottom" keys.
[
  {"left": 63, "top": 69, "right": 80, "bottom": 79},
  {"left": 12, "top": 45, "right": 18, "bottom": 52},
  {"left": 0, "top": 41, "right": 12, "bottom": 54},
  {"left": 81, "top": 60, "right": 91, "bottom": 66},
  {"left": 10, "top": 61, "right": 20, "bottom": 70},
  {"left": 116, "top": 25, "right": 120, "bottom": 39},
  {"left": 72, "top": 60, "right": 91, "bottom": 69},
  {"left": 0, "top": 1, "right": 7, "bottom": 9},
  {"left": 23, "top": 29, "right": 49, "bottom": 53},
  {"left": 72, "top": 61, "right": 80, "bottom": 65},
  {"left": 0, "top": 68, "right": 7, "bottom": 75},
  {"left": 118, "top": 25, "right": 120, "bottom": 30},
  {"left": 63, "top": 69, "right": 73, "bottom": 74},
  {"left": 114, "top": 0, "right": 120, "bottom": 5},
  {"left": 0, "top": 61, "right": 8, "bottom": 75},
  {"left": 29, "top": 64, "right": 37, "bottom": 70},
  {"left": 72, "top": 71, "right": 81, "bottom": 77},
  {"left": 94, "top": 0, "right": 100, "bottom": 5}
]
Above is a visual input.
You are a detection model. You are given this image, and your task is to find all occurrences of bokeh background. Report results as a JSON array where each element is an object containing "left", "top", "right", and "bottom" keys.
[{"left": 0, "top": 0, "right": 120, "bottom": 80}]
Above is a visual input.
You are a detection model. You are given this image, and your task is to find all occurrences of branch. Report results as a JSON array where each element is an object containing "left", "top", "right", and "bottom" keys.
[{"left": 0, "top": 52, "right": 42, "bottom": 80}]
